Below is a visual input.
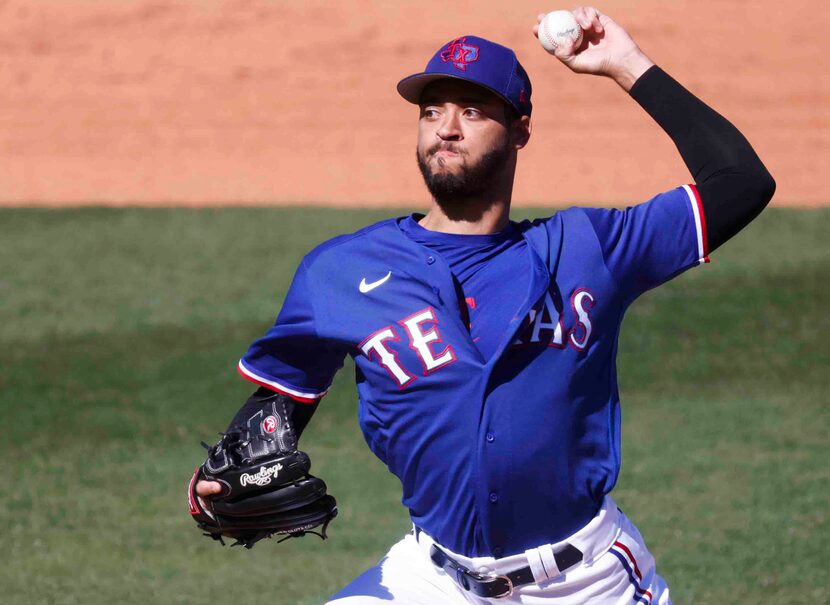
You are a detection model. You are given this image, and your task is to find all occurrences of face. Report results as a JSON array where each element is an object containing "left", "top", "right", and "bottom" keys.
[{"left": 416, "top": 79, "right": 529, "bottom": 204}]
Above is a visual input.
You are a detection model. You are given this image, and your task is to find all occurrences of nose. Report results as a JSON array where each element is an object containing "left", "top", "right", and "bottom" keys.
[{"left": 436, "top": 109, "right": 462, "bottom": 141}]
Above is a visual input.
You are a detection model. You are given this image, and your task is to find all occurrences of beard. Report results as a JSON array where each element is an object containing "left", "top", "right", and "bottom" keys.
[{"left": 416, "top": 138, "right": 511, "bottom": 206}]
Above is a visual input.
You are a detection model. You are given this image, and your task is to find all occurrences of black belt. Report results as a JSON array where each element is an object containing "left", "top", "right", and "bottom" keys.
[{"left": 415, "top": 527, "right": 583, "bottom": 599}]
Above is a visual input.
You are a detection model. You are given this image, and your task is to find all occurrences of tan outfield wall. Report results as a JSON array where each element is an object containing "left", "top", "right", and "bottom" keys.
[{"left": 0, "top": 0, "right": 826, "bottom": 207}]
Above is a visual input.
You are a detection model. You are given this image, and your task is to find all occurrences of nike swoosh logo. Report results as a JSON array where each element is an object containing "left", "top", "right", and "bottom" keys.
[{"left": 359, "top": 271, "right": 392, "bottom": 294}]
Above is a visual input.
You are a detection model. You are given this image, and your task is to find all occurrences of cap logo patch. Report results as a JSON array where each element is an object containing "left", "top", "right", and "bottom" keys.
[
  {"left": 440, "top": 37, "right": 479, "bottom": 71},
  {"left": 262, "top": 415, "right": 279, "bottom": 433}
]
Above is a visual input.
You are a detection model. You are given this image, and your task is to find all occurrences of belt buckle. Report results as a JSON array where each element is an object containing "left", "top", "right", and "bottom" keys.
[
  {"left": 470, "top": 569, "right": 513, "bottom": 599},
  {"left": 428, "top": 541, "right": 514, "bottom": 599}
]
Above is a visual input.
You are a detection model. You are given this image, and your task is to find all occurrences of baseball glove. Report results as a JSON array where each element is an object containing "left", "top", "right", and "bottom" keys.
[{"left": 187, "top": 392, "right": 337, "bottom": 548}]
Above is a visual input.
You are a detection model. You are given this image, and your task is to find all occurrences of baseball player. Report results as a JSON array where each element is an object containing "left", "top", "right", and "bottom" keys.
[{"left": 195, "top": 7, "right": 775, "bottom": 603}]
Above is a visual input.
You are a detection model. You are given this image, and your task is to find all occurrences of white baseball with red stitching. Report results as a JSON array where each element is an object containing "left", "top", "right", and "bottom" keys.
[{"left": 538, "top": 10, "right": 584, "bottom": 54}]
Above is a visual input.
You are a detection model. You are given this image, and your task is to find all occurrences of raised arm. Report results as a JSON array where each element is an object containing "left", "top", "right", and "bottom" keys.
[{"left": 534, "top": 6, "right": 775, "bottom": 252}]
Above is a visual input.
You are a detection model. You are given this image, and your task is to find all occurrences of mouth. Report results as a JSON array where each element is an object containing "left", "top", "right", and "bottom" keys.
[
  {"left": 430, "top": 148, "right": 464, "bottom": 167},
  {"left": 432, "top": 151, "right": 462, "bottom": 169},
  {"left": 433, "top": 151, "right": 459, "bottom": 165},
  {"left": 428, "top": 144, "right": 463, "bottom": 158}
]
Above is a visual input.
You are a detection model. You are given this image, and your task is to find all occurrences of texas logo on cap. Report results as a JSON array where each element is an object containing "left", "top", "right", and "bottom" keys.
[
  {"left": 397, "top": 35, "right": 533, "bottom": 117},
  {"left": 440, "top": 37, "right": 480, "bottom": 71}
]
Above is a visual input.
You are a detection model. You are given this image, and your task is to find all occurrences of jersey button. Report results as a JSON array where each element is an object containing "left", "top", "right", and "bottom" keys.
[
  {"left": 485, "top": 432, "right": 495, "bottom": 443},
  {"left": 426, "top": 256, "right": 436, "bottom": 265},
  {"left": 489, "top": 492, "right": 498, "bottom": 503}
]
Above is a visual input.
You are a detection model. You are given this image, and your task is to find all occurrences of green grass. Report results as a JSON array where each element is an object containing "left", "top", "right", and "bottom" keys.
[{"left": 1, "top": 207, "right": 827, "bottom": 604}]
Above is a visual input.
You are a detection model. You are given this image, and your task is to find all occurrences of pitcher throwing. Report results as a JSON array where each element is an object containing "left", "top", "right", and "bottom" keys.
[{"left": 192, "top": 6, "right": 775, "bottom": 603}]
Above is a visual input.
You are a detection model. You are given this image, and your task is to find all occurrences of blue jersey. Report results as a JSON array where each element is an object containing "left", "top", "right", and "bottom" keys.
[
  {"left": 239, "top": 185, "right": 710, "bottom": 558},
  {"left": 398, "top": 215, "right": 530, "bottom": 360}
]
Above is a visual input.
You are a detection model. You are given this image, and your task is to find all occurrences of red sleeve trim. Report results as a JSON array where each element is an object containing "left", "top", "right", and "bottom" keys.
[
  {"left": 684, "top": 183, "right": 710, "bottom": 263},
  {"left": 688, "top": 183, "right": 710, "bottom": 257},
  {"left": 236, "top": 361, "right": 326, "bottom": 404}
]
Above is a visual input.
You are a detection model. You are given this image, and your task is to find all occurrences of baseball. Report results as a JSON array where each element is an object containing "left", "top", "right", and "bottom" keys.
[{"left": 538, "top": 10, "right": 584, "bottom": 54}]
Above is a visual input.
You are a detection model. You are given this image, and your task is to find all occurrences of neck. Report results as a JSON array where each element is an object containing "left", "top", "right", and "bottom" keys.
[
  {"left": 419, "top": 198, "right": 511, "bottom": 234},
  {"left": 419, "top": 173, "right": 515, "bottom": 235}
]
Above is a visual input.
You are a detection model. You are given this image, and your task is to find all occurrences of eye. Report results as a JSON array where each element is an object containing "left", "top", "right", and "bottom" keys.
[
  {"left": 421, "top": 108, "right": 440, "bottom": 119},
  {"left": 464, "top": 108, "right": 482, "bottom": 119}
]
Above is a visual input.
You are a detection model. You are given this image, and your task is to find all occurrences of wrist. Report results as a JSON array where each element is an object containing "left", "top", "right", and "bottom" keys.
[{"left": 610, "top": 49, "right": 655, "bottom": 92}]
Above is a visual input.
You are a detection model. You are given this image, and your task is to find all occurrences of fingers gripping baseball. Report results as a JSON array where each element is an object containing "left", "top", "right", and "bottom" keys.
[
  {"left": 533, "top": 7, "right": 654, "bottom": 88},
  {"left": 573, "top": 6, "right": 604, "bottom": 35}
]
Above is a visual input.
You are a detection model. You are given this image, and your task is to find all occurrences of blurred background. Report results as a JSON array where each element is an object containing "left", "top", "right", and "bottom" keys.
[
  {"left": 1, "top": 1, "right": 828, "bottom": 604},
  {"left": 0, "top": 0, "right": 827, "bottom": 206}
]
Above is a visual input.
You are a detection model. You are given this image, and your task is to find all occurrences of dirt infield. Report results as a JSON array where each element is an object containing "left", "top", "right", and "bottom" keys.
[{"left": 0, "top": 0, "right": 826, "bottom": 207}]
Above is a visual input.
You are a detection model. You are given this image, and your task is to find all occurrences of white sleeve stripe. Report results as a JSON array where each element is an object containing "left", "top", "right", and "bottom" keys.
[
  {"left": 237, "top": 359, "right": 329, "bottom": 400},
  {"left": 682, "top": 184, "right": 707, "bottom": 264}
]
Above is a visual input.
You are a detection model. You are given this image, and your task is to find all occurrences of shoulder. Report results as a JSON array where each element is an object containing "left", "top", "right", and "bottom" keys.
[
  {"left": 513, "top": 207, "right": 606, "bottom": 245},
  {"left": 505, "top": 208, "right": 609, "bottom": 269},
  {"left": 302, "top": 217, "right": 405, "bottom": 268},
  {"left": 514, "top": 187, "right": 692, "bottom": 232}
]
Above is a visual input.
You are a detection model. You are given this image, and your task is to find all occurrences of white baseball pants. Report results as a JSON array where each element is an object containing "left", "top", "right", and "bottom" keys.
[{"left": 326, "top": 497, "right": 672, "bottom": 604}]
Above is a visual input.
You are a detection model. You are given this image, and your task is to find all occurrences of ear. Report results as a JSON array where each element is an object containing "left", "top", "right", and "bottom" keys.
[{"left": 512, "top": 115, "right": 531, "bottom": 150}]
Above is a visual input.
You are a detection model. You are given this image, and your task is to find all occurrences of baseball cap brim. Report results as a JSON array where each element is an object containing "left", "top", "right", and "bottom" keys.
[{"left": 397, "top": 72, "right": 516, "bottom": 111}]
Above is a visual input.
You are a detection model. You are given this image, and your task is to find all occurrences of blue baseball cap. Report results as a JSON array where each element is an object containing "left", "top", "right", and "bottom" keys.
[{"left": 397, "top": 35, "right": 532, "bottom": 117}]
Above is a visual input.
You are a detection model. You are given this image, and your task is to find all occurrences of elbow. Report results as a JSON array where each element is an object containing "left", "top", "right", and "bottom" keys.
[
  {"left": 696, "top": 166, "right": 776, "bottom": 253},
  {"left": 736, "top": 163, "right": 776, "bottom": 216},
  {"left": 754, "top": 168, "right": 776, "bottom": 209},
  {"left": 723, "top": 151, "right": 777, "bottom": 211},
  {"left": 762, "top": 171, "right": 776, "bottom": 204}
]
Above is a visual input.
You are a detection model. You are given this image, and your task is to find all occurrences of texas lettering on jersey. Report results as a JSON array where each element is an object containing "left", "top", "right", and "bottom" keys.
[
  {"left": 359, "top": 307, "right": 456, "bottom": 388},
  {"left": 512, "top": 287, "right": 596, "bottom": 351},
  {"left": 359, "top": 287, "right": 596, "bottom": 387},
  {"left": 238, "top": 187, "right": 709, "bottom": 557}
]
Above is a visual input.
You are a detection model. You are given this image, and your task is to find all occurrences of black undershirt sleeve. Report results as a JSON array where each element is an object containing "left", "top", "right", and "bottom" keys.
[
  {"left": 227, "top": 387, "right": 319, "bottom": 439},
  {"left": 629, "top": 66, "right": 776, "bottom": 253}
]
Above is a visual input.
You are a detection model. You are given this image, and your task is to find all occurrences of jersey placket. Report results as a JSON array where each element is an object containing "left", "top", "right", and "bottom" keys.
[
  {"left": 374, "top": 224, "right": 557, "bottom": 557},
  {"left": 472, "top": 245, "right": 552, "bottom": 557},
  {"left": 413, "top": 237, "right": 553, "bottom": 558}
]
